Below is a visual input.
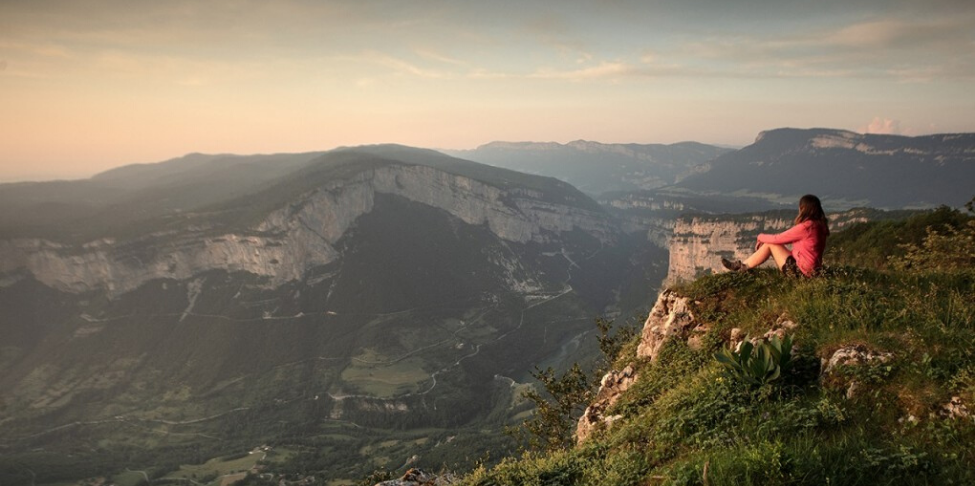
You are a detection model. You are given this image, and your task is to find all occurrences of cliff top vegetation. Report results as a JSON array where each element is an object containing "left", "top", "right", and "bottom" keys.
[{"left": 456, "top": 204, "right": 975, "bottom": 485}]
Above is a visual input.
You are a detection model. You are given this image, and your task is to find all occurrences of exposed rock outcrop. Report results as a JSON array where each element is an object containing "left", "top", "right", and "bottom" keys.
[
  {"left": 636, "top": 289, "right": 705, "bottom": 361},
  {"left": 764, "top": 315, "right": 798, "bottom": 341},
  {"left": 822, "top": 345, "right": 894, "bottom": 399},
  {"left": 577, "top": 288, "right": 710, "bottom": 444},
  {"left": 944, "top": 396, "right": 972, "bottom": 421},
  {"left": 375, "top": 468, "right": 454, "bottom": 486},
  {"left": 728, "top": 314, "right": 799, "bottom": 352},
  {"left": 575, "top": 365, "right": 638, "bottom": 444},
  {"left": 1, "top": 164, "right": 615, "bottom": 297},
  {"left": 823, "top": 345, "right": 893, "bottom": 374}
]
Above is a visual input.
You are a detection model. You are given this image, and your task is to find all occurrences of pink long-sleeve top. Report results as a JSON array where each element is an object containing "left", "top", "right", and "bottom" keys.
[{"left": 756, "top": 220, "right": 829, "bottom": 276}]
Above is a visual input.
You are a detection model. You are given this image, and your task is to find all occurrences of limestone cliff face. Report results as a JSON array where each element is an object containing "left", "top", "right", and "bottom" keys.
[
  {"left": 667, "top": 214, "right": 792, "bottom": 282},
  {"left": 602, "top": 194, "right": 687, "bottom": 214},
  {"left": 597, "top": 193, "right": 685, "bottom": 246},
  {"left": 666, "top": 209, "right": 873, "bottom": 282},
  {"left": 1, "top": 164, "right": 614, "bottom": 297}
]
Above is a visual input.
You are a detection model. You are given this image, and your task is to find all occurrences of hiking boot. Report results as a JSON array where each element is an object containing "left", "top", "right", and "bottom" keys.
[{"left": 721, "top": 257, "right": 748, "bottom": 272}]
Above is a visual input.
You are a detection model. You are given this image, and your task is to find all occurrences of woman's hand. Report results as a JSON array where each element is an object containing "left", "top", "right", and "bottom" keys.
[{"left": 756, "top": 240, "right": 764, "bottom": 251}]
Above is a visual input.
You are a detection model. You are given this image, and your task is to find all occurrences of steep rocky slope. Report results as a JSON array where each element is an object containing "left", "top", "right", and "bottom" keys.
[
  {"left": 1, "top": 160, "right": 614, "bottom": 297},
  {"left": 452, "top": 208, "right": 975, "bottom": 486},
  {"left": 0, "top": 146, "right": 668, "bottom": 482},
  {"left": 596, "top": 190, "right": 789, "bottom": 247}
]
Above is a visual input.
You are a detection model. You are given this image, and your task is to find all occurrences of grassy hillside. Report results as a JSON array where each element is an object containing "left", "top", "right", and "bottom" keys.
[{"left": 458, "top": 208, "right": 975, "bottom": 485}]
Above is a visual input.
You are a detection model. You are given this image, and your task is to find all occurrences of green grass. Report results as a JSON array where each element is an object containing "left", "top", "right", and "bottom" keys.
[
  {"left": 340, "top": 351, "right": 432, "bottom": 398},
  {"left": 163, "top": 450, "right": 264, "bottom": 484},
  {"left": 456, "top": 209, "right": 975, "bottom": 486}
]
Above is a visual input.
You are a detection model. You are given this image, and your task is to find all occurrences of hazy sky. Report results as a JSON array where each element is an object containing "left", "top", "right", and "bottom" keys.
[{"left": 2, "top": 0, "right": 973, "bottom": 181}]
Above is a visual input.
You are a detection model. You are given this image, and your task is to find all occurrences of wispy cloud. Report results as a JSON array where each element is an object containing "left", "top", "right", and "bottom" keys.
[
  {"left": 521, "top": 13, "right": 594, "bottom": 63},
  {"left": 466, "top": 68, "right": 513, "bottom": 80},
  {"left": 529, "top": 61, "right": 632, "bottom": 80},
  {"left": 2, "top": 0, "right": 974, "bottom": 179},
  {"left": 0, "top": 40, "right": 71, "bottom": 58},
  {"left": 359, "top": 51, "right": 451, "bottom": 79},
  {"left": 414, "top": 49, "right": 466, "bottom": 67},
  {"left": 824, "top": 18, "right": 969, "bottom": 50},
  {"left": 657, "top": 14, "right": 975, "bottom": 82}
]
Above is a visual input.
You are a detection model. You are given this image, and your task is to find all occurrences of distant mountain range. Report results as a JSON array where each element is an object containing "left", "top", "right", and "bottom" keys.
[
  {"left": 0, "top": 151, "right": 327, "bottom": 242},
  {"left": 445, "top": 140, "right": 732, "bottom": 196},
  {"left": 447, "top": 130, "right": 974, "bottom": 210},
  {"left": 1, "top": 127, "right": 972, "bottom": 482},
  {"left": 674, "top": 128, "right": 975, "bottom": 209}
]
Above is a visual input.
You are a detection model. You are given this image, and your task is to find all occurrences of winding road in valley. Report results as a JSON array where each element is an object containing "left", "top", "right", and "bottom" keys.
[
  {"left": 14, "top": 248, "right": 590, "bottom": 443},
  {"left": 330, "top": 248, "right": 579, "bottom": 402}
]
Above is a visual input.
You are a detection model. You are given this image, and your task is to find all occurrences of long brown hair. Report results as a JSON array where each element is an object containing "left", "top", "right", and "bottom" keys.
[{"left": 795, "top": 194, "right": 829, "bottom": 234}]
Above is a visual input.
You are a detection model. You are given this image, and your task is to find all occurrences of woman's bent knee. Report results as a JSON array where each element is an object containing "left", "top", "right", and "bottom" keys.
[{"left": 768, "top": 244, "right": 792, "bottom": 268}]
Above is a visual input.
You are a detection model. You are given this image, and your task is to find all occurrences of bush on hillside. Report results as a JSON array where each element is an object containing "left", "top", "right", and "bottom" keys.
[
  {"left": 894, "top": 219, "right": 975, "bottom": 274},
  {"left": 826, "top": 205, "right": 973, "bottom": 270},
  {"left": 513, "top": 317, "right": 640, "bottom": 452}
]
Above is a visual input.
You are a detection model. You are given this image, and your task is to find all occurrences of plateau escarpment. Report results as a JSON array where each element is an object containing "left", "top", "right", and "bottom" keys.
[
  {"left": 596, "top": 190, "right": 788, "bottom": 248},
  {"left": 666, "top": 208, "right": 905, "bottom": 282},
  {"left": 2, "top": 162, "right": 615, "bottom": 297},
  {"left": 0, "top": 146, "right": 666, "bottom": 482},
  {"left": 675, "top": 128, "right": 975, "bottom": 208}
]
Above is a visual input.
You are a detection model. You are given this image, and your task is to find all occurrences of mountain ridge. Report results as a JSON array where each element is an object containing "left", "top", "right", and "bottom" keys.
[
  {"left": 1, "top": 147, "right": 615, "bottom": 297},
  {"left": 2, "top": 132, "right": 972, "bottom": 483},
  {"left": 446, "top": 140, "right": 732, "bottom": 196},
  {"left": 0, "top": 145, "right": 603, "bottom": 243},
  {"left": 676, "top": 128, "right": 975, "bottom": 208},
  {"left": 0, "top": 145, "right": 669, "bottom": 482}
]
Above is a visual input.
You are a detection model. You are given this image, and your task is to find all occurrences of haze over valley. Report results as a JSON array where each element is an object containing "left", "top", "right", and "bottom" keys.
[
  {"left": 2, "top": 128, "right": 974, "bottom": 483},
  {"left": 2, "top": 0, "right": 974, "bottom": 484}
]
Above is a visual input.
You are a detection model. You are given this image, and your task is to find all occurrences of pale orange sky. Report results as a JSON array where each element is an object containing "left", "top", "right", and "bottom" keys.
[{"left": 2, "top": 0, "right": 974, "bottom": 181}]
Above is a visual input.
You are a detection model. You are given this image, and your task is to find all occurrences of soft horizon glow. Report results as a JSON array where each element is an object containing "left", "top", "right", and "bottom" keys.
[{"left": 2, "top": 0, "right": 974, "bottom": 182}]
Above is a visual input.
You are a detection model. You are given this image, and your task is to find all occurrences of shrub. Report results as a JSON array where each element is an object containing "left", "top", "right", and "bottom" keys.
[
  {"left": 514, "top": 317, "right": 639, "bottom": 452},
  {"left": 894, "top": 220, "right": 975, "bottom": 274}
]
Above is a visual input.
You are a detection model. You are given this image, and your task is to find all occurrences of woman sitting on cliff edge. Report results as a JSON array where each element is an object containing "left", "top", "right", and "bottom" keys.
[{"left": 721, "top": 194, "right": 829, "bottom": 277}]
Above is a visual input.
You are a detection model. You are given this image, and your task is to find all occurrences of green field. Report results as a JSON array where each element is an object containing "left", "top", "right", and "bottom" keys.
[
  {"left": 111, "top": 471, "right": 149, "bottom": 486},
  {"left": 160, "top": 449, "right": 266, "bottom": 485},
  {"left": 340, "top": 349, "right": 432, "bottom": 397}
]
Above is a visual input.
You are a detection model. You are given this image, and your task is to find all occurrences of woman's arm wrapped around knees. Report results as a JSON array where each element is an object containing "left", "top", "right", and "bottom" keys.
[{"left": 757, "top": 221, "right": 813, "bottom": 246}]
